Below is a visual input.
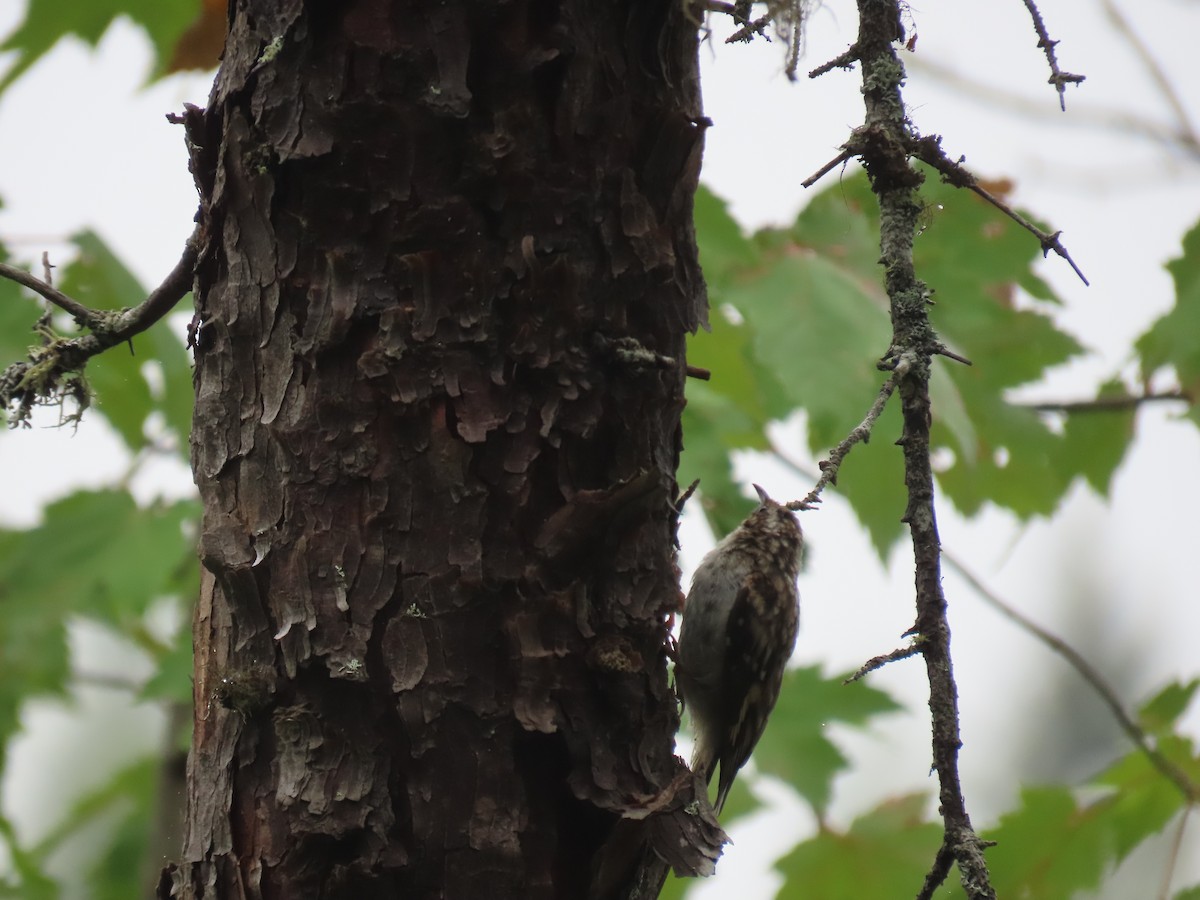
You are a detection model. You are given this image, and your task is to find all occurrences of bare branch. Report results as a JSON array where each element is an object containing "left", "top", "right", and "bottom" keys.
[
  {"left": 726, "top": 11, "right": 775, "bottom": 44},
  {"left": 844, "top": 640, "right": 922, "bottom": 684},
  {"left": 1028, "top": 390, "right": 1191, "bottom": 413},
  {"left": 0, "top": 226, "right": 200, "bottom": 425},
  {"left": 0, "top": 259, "right": 108, "bottom": 328},
  {"left": 1018, "top": 0, "right": 1085, "bottom": 110},
  {"left": 909, "top": 136, "right": 1089, "bottom": 285},
  {"left": 802, "top": 101, "right": 1088, "bottom": 287},
  {"left": 933, "top": 344, "right": 973, "bottom": 367},
  {"left": 801, "top": 149, "right": 855, "bottom": 188},
  {"left": 674, "top": 478, "right": 701, "bottom": 512},
  {"left": 809, "top": 44, "right": 860, "bottom": 79},
  {"left": 1157, "top": 807, "right": 1193, "bottom": 900},
  {"left": 788, "top": 367, "right": 901, "bottom": 511},
  {"left": 915, "top": 842, "right": 956, "bottom": 900},
  {"left": 1100, "top": 0, "right": 1199, "bottom": 150},
  {"left": 907, "top": 55, "right": 1200, "bottom": 161},
  {"left": 944, "top": 552, "right": 1200, "bottom": 803}
]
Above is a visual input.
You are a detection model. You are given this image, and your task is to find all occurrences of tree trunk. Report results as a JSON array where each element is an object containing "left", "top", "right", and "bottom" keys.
[{"left": 165, "top": 1, "right": 710, "bottom": 896}]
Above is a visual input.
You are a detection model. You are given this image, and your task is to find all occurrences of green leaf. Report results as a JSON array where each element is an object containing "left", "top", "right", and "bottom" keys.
[
  {"left": 1091, "top": 736, "right": 1196, "bottom": 861},
  {"left": 751, "top": 666, "right": 901, "bottom": 815},
  {"left": 1174, "top": 886, "right": 1200, "bottom": 900},
  {"left": 58, "top": 230, "right": 193, "bottom": 450},
  {"left": 979, "top": 741, "right": 1195, "bottom": 900},
  {"left": 796, "top": 172, "right": 1089, "bottom": 519},
  {"left": 0, "top": 524, "right": 72, "bottom": 772},
  {"left": 1053, "top": 380, "right": 1136, "bottom": 495},
  {"left": 140, "top": 619, "right": 194, "bottom": 703},
  {"left": 775, "top": 794, "right": 941, "bottom": 899},
  {"left": 679, "top": 384, "right": 759, "bottom": 538},
  {"left": 912, "top": 175, "right": 1088, "bottom": 517},
  {"left": 981, "top": 786, "right": 1111, "bottom": 899},
  {"left": 0, "top": 813, "right": 58, "bottom": 899},
  {"left": 1138, "top": 679, "right": 1200, "bottom": 736},
  {"left": 0, "top": 1, "right": 199, "bottom": 91},
  {"left": 681, "top": 305, "right": 789, "bottom": 536},
  {"left": 825, "top": 400, "right": 908, "bottom": 555},
  {"left": 0, "top": 490, "right": 199, "bottom": 630},
  {"left": 694, "top": 186, "right": 761, "bottom": 292},
  {"left": 0, "top": 250, "right": 47, "bottom": 366},
  {"left": 1138, "top": 216, "right": 1200, "bottom": 386},
  {"left": 0, "top": 490, "right": 196, "bottom": 776},
  {"left": 31, "top": 757, "right": 159, "bottom": 900},
  {"left": 659, "top": 871, "right": 691, "bottom": 900},
  {"left": 689, "top": 173, "right": 1109, "bottom": 554},
  {"left": 732, "top": 252, "right": 892, "bottom": 451}
]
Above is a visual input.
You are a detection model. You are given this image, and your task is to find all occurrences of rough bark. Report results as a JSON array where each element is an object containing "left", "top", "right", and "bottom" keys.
[{"left": 164, "top": 0, "right": 711, "bottom": 897}]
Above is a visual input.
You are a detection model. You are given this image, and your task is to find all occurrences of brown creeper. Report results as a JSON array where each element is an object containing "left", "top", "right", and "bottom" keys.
[{"left": 676, "top": 484, "right": 802, "bottom": 813}]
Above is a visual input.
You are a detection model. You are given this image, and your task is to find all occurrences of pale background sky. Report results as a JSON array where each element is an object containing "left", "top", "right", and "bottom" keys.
[{"left": 1, "top": 0, "right": 1199, "bottom": 896}]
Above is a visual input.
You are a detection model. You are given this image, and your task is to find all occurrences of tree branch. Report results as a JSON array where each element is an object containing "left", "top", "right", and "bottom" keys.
[
  {"left": 849, "top": 1, "right": 997, "bottom": 895},
  {"left": 1157, "top": 807, "right": 1192, "bottom": 900},
  {"left": 789, "top": 367, "right": 901, "bottom": 511},
  {"left": 843, "top": 640, "right": 923, "bottom": 684},
  {"left": 944, "top": 552, "right": 1200, "bottom": 804},
  {"left": 1027, "top": 390, "right": 1191, "bottom": 413},
  {"left": 805, "top": 120, "right": 1088, "bottom": 288},
  {"left": 1018, "top": 0, "right": 1085, "bottom": 111},
  {"left": 908, "top": 135, "right": 1089, "bottom": 285},
  {"left": 0, "top": 259, "right": 106, "bottom": 329},
  {"left": 906, "top": 55, "right": 1200, "bottom": 161},
  {"left": 801, "top": 149, "right": 856, "bottom": 188},
  {"left": 1098, "top": 0, "right": 1197, "bottom": 149},
  {"left": 0, "top": 226, "right": 199, "bottom": 425}
]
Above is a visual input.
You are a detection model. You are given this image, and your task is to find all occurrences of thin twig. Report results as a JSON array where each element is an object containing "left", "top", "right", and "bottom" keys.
[
  {"left": 789, "top": 367, "right": 902, "bottom": 511},
  {"left": 933, "top": 344, "right": 973, "bottom": 367},
  {"left": 777, "top": 429, "right": 1200, "bottom": 806},
  {"left": 0, "top": 226, "right": 200, "bottom": 422},
  {"left": 1028, "top": 390, "right": 1190, "bottom": 413},
  {"left": 907, "top": 55, "right": 1200, "bottom": 161},
  {"left": 726, "top": 11, "right": 774, "bottom": 44},
  {"left": 802, "top": 148, "right": 855, "bottom": 188},
  {"left": 968, "top": 186, "right": 1088, "bottom": 285},
  {"left": 1157, "top": 807, "right": 1192, "bottom": 900},
  {"left": 675, "top": 478, "right": 701, "bottom": 512},
  {"left": 1018, "top": 0, "right": 1085, "bottom": 111},
  {"left": 1, "top": 226, "right": 199, "bottom": 337},
  {"left": 0, "top": 259, "right": 107, "bottom": 328},
  {"left": 944, "top": 551, "right": 1200, "bottom": 803},
  {"left": 844, "top": 640, "right": 922, "bottom": 684},
  {"left": 74, "top": 670, "right": 145, "bottom": 692},
  {"left": 909, "top": 136, "right": 1089, "bottom": 285},
  {"left": 1100, "top": 0, "right": 1199, "bottom": 150},
  {"left": 809, "top": 43, "right": 860, "bottom": 79},
  {"left": 915, "top": 842, "right": 956, "bottom": 900}
]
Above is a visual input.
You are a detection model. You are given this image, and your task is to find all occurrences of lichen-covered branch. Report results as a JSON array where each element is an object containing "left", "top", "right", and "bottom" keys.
[
  {"left": 0, "top": 227, "right": 199, "bottom": 426},
  {"left": 791, "top": 367, "right": 900, "bottom": 511},
  {"left": 850, "top": 2, "right": 997, "bottom": 897}
]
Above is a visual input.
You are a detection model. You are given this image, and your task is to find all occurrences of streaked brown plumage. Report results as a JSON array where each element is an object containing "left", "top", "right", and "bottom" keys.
[{"left": 675, "top": 485, "right": 802, "bottom": 813}]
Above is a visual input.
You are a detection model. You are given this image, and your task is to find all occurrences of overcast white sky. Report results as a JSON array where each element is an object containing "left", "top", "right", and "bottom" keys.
[{"left": 1, "top": 1, "right": 1199, "bottom": 896}]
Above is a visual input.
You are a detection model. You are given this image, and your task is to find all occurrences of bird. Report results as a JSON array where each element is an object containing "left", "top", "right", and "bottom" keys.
[{"left": 675, "top": 484, "right": 803, "bottom": 813}]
